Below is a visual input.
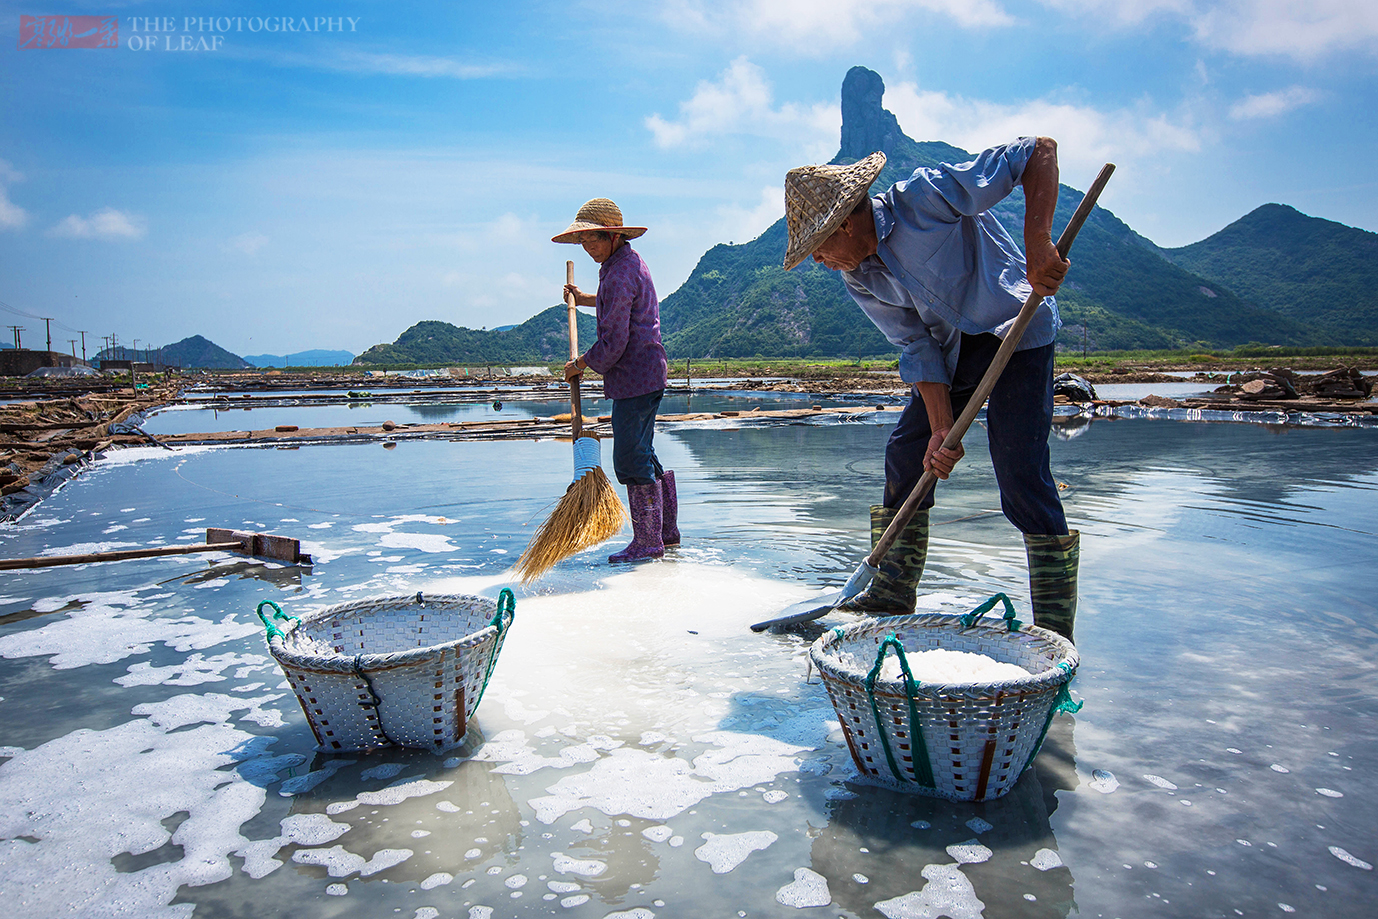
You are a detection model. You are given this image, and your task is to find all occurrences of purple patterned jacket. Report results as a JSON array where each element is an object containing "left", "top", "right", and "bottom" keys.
[{"left": 582, "top": 244, "right": 668, "bottom": 401}]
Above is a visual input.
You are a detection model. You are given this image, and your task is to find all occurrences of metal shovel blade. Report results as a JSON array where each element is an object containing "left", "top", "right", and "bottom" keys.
[{"left": 750, "top": 560, "right": 877, "bottom": 632}]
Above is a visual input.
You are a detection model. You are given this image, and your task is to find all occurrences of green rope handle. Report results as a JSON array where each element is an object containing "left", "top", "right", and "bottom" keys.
[
  {"left": 255, "top": 600, "right": 300, "bottom": 641},
  {"left": 864, "top": 634, "right": 936, "bottom": 789},
  {"left": 469, "top": 588, "right": 516, "bottom": 717},
  {"left": 1019, "top": 660, "right": 1083, "bottom": 776},
  {"left": 959, "top": 593, "right": 1022, "bottom": 632}
]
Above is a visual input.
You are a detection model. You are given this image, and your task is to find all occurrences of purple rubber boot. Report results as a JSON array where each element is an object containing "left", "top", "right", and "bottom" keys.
[
  {"left": 660, "top": 470, "right": 680, "bottom": 547},
  {"left": 609, "top": 480, "right": 665, "bottom": 564}
]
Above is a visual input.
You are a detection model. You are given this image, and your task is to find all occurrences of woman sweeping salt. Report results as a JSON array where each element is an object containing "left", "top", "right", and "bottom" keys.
[{"left": 555, "top": 198, "right": 679, "bottom": 563}]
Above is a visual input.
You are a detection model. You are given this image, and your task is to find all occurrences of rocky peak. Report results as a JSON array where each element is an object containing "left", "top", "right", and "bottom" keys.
[{"left": 837, "top": 66, "right": 906, "bottom": 164}]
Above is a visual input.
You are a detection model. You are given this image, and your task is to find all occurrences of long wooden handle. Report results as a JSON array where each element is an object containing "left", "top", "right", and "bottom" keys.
[
  {"left": 0, "top": 541, "right": 243, "bottom": 571},
  {"left": 869, "top": 163, "right": 1116, "bottom": 565},
  {"left": 565, "top": 260, "right": 583, "bottom": 439}
]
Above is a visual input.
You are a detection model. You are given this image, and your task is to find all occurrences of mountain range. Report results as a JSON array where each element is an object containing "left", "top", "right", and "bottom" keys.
[
  {"left": 97, "top": 335, "right": 250, "bottom": 370},
  {"left": 244, "top": 350, "right": 356, "bottom": 368},
  {"left": 353, "top": 66, "right": 1373, "bottom": 364},
  {"left": 136, "top": 66, "right": 1378, "bottom": 368}
]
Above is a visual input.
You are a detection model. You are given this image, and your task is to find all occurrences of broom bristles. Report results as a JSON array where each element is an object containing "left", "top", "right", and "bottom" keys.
[{"left": 515, "top": 466, "right": 627, "bottom": 583}]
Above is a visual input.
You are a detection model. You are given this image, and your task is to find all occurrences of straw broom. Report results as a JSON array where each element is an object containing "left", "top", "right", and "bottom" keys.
[{"left": 515, "top": 261, "right": 628, "bottom": 582}]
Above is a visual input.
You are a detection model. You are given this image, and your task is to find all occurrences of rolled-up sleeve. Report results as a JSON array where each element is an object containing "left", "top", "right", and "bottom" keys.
[
  {"left": 890, "top": 137, "right": 1035, "bottom": 223},
  {"left": 582, "top": 273, "right": 632, "bottom": 374}
]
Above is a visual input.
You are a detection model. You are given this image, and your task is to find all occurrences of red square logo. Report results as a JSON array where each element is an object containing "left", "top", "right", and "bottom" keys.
[{"left": 18, "top": 15, "right": 119, "bottom": 49}]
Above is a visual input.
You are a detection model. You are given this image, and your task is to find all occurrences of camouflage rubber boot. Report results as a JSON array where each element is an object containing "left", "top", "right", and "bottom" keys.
[
  {"left": 1025, "top": 531, "right": 1080, "bottom": 641},
  {"left": 836, "top": 505, "right": 929, "bottom": 616}
]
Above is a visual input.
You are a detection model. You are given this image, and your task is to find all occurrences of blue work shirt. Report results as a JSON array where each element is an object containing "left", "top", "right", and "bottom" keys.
[{"left": 842, "top": 137, "right": 1061, "bottom": 385}]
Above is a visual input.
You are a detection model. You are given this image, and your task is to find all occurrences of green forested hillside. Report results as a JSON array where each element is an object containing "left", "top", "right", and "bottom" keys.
[
  {"left": 1163, "top": 204, "right": 1378, "bottom": 345},
  {"left": 354, "top": 307, "right": 597, "bottom": 365}
]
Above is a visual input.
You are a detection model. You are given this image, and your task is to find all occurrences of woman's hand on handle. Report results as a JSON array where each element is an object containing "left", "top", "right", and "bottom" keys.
[{"left": 564, "top": 284, "right": 595, "bottom": 307}]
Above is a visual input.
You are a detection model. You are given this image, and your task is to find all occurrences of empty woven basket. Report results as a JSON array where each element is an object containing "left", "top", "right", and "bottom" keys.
[
  {"left": 258, "top": 590, "right": 514, "bottom": 752},
  {"left": 809, "top": 594, "right": 1079, "bottom": 802}
]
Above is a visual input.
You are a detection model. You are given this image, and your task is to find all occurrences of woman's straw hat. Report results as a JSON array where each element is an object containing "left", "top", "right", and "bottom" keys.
[
  {"left": 552, "top": 198, "right": 647, "bottom": 243},
  {"left": 782, "top": 151, "right": 886, "bottom": 270}
]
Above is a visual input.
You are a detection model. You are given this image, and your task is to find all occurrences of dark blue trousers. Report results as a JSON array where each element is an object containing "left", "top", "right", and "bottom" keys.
[
  {"left": 884, "top": 333, "right": 1068, "bottom": 536},
  {"left": 611, "top": 389, "right": 665, "bottom": 486}
]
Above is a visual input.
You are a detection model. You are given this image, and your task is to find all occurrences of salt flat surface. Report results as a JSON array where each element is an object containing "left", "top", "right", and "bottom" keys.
[{"left": 0, "top": 418, "right": 1373, "bottom": 918}]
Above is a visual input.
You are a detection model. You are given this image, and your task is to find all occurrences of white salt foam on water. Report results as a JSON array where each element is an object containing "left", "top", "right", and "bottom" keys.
[
  {"left": 693, "top": 831, "right": 778, "bottom": 873},
  {"left": 1328, "top": 846, "right": 1373, "bottom": 870},
  {"left": 776, "top": 867, "right": 831, "bottom": 908},
  {"left": 1144, "top": 774, "right": 1178, "bottom": 790},
  {"left": 354, "top": 778, "right": 453, "bottom": 806},
  {"left": 0, "top": 588, "right": 259, "bottom": 670},
  {"left": 291, "top": 845, "right": 412, "bottom": 877},
  {"left": 551, "top": 853, "right": 608, "bottom": 877},
  {"left": 1030, "top": 848, "right": 1063, "bottom": 871},
  {"left": 0, "top": 717, "right": 269, "bottom": 917},
  {"left": 116, "top": 652, "right": 268, "bottom": 688},
  {"left": 946, "top": 840, "right": 993, "bottom": 864},
  {"left": 527, "top": 731, "right": 811, "bottom": 825},
  {"left": 133, "top": 692, "right": 286, "bottom": 731},
  {"left": 875, "top": 864, "right": 986, "bottom": 919}
]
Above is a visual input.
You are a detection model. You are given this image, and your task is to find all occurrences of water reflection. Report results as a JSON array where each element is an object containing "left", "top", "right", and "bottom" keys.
[{"left": 0, "top": 416, "right": 1373, "bottom": 917}]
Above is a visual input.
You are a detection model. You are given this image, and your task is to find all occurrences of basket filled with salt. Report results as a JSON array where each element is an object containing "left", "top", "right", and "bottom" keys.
[
  {"left": 809, "top": 593, "right": 1079, "bottom": 802},
  {"left": 256, "top": 590, "right": 515, "bottom": 752}
]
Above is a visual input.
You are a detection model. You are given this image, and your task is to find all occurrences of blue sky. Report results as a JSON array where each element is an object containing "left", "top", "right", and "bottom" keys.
[{"left": 2, "top": 0, "right": 1375, "bottom": 358}]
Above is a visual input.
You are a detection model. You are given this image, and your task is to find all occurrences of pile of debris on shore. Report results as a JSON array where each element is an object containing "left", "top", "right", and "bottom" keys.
[
  {"left": 1214, "top": 367, "right": 1374, "bottom": 401},
  {"left": 0, "top": 387, "right": 175, "bottom": 520}
]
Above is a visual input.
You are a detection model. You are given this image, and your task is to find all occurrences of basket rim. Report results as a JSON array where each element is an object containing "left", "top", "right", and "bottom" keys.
[
  {"left": 268, "top": 592, "right": 504, "bottom": 674},
  {"left": 809, "top": 611, "right": 1078, "bottom": 696}
]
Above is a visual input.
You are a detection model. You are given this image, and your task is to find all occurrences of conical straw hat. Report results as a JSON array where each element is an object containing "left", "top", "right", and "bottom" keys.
[
  {"left": 782, "top": 151, "right": 886, "bottom": 270},
  {"left": 552, "top": 198, "right": 647, "bottom": 243}
]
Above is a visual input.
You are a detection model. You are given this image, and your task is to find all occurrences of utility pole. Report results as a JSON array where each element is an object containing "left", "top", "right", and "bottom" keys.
[
  {"left": 41, "top": 317, "right": 53, "bottom": 354},
  {"left": 7, "top": 326, "right": 23, "bottom": 350},
  {"left": 68, "top": 339, "right": 77, "bottom": 357},
  {"left": 78, "top": 330, "right": 88, "bottom": 362}
]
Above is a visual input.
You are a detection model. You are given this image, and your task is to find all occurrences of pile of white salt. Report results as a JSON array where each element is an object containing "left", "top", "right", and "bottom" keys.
[{"left": 863, "top": 647, "right": 1032, "bottom": 684}]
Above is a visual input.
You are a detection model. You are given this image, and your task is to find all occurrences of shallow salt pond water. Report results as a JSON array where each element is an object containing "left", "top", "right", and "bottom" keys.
[{"left": 0, "top": 411, "right": 1375, "bottom": 918}]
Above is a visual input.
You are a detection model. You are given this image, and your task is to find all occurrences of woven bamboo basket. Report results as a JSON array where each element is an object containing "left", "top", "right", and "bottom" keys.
[
  {"left": 257, "top": 590, "right": 515, "bottom": 752},
  {"left": 809, "top": 594, "right": 1079, "bottom": 802}
]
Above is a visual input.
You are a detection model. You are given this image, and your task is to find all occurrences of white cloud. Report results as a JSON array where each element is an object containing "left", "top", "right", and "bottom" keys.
[
  {"left": 1199, "top": 0, "right": 1378, "bottom": 60},
  {"left": 646, "top": 57, "right": 837, "bottom": 155},
  {"left": 49, "top": 208, "right": 146, "bottom": 240},
  {"left": 712, "top": 185, "right": 785, "bottom": 246},
  {"left": 0, "top": 188, "right": 28, "bottom": 231},
  {"left": 1228, "top": 86, "right": 1320, "bottom": 120},
  {"left": 883, "top": 83, "right": 1202, "bottom": 178},
  {"left": 0, "top": 159, "right": 28, "bottom": 230},
  {"left": 666, "top": 0, "right": 1014, "bottom": 52},
  {"left": 329, "top": 52, "right": 517, "bottom": 79},
  {"left": 224, "top": 232, "right": 269, "bottom": 255},
  {"left": 1041, "top": 0, "right": 1378, "bottom": 62},
  {"left": 245, "top": 48, "right": 519, "bottom": 79}
]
